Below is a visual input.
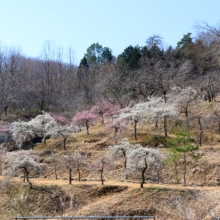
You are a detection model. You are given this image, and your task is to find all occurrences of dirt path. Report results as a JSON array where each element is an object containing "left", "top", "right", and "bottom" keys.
[
  {"left": 1, "top": 176, "right": 220, "bottom": 192},
  {"left": 75, "top": 192, "right": 124, "bottom": 216}
]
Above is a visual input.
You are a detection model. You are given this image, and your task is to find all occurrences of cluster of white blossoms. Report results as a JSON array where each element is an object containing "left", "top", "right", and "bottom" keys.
[
  {"left": 109, "top": 139, "right": 163, "bottom": 184},
  {"left": 3, "top": 150, "right": 42, "bottom": 188},
  {"left": 11, "top": 112, "right": 80, "bottom": 148}
]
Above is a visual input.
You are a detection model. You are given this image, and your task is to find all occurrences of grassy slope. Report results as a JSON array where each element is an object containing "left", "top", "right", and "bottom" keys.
[{"left": 2, "top": 101, "right": 220, "bottom": 219}]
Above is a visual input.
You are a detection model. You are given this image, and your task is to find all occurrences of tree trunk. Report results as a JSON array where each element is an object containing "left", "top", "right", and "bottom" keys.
[
  {"left": 208, "top": 94, "right": 212, "bottom": 102},
  {"left": 69, "top": 169, "right": 72, "bottom": 185},
  {"left": 114, "top": 128, "right": 118, "bottom": 145},
  {"left": 141, "top": 165, "right": 147, "bottom": 188},
  {"left": 198, "top": 118, "right": 203, "bottom": 146},
  {"left": 125, "top": 159, "right": 128, "bottom": 179},
  {"left": 184, "top": 153, "right": 186, "bottom": 184},
  {"left": 164, "top": 116, "right": 167, "bottom": 137},
  {"left": 28, "top": 180, "right": 33, "bottom": 189},
  {"left": 157, "top": 169, "right": 160, "bottom": 184},
  {"left": 101, "top": 115, "right": 104, "bottom": 124},
  {"left": 4, "top": 102, "right": 10, "bottom": 115},
  {"left": 185, "top": 105, "right": 189, "bottom": 128},
  {"left": 155, "top": 119, "right": 158, "bottom": 128},
  {"left": 55, "top": 166, "right": 58, "bottom": 180},
  {"left": 134, "top": 120, "right": 138, "bottom": 141},
  {"left": 23, "top": 169, "right": 26, "bottom": 182},
  {"left": 86, "top": 122, "right": 89, "bottom": 135},
  {"left": 63, "top": 137, "right": 67, "bottom": 150},
  {"left": 77, "top": 167, "right": 81, "bottom": 181},
  {"left": 100, "top": 169, "right": 104, "bottom": 185},
  {"left": 25, "top": 169, "right": 32, "bottom": 189},
  {"left": 204, "top": 166, "right": 207, "bottom": 185},
  {"left": 163, "top": 91, "right": 167, "bottom": 103}
]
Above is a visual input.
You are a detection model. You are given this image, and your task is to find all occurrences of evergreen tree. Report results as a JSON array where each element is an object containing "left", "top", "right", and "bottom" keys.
[
  {"left": 177, "top": 33, "right": 193, "bottom": 49},
  {"left": 84, "top": 43, "right": 113, "bottom": 65},
  {"left": 167, "top": 131, "right": 201, "bottom": 184},
  {"left": 121, "top": 45, "right": 142, "bottom": 69}
]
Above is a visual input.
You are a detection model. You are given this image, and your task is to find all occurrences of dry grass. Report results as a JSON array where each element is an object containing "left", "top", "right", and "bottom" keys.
[{"left": 3, "top": 101, "right": 220, "bottom": 219}]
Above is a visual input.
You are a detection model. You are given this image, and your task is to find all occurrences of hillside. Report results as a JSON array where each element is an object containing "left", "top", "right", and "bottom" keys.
[{"left": 1, "top": 100, "right": 220, "bottom": 220}]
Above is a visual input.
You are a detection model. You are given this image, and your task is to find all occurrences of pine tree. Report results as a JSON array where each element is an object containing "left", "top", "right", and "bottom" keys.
[{"left": 167, "top": 131, "right": 201, "bottom": 184}]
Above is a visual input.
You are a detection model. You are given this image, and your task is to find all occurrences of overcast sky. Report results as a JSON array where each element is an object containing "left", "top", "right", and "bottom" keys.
[{"left": 0, "top": 0, "right": 220, "bottom": 64}]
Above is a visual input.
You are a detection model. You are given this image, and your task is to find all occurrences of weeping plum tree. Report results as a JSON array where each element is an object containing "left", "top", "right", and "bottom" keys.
[
  {"left": 170, "top": 86, "right": 198, "bottom": 127},
  {"left": 119, "top": 102, "right": 145, "bottom": 141},
  {"left": 3, "top": 151, "right": 42, "bottom": 189},
  {"left": 119, "top": 97, "right": 178, "bottom": 138},
  {"left": 127, "top": 146, "right": 164, "bottom": 188},
  {"left": 44, "top": 124, "right": 80, "bottom": 150},
  {"left": 11, "top": 112, "right": 57, "bottom": 148},
  {"left": 72, "top": 110, "right": 96, "bottom": 135},
  {"left": 110, "top": 138, "right": 140, "bottom": 179}
]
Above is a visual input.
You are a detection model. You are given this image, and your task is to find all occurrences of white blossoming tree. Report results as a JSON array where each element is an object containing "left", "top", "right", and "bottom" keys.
[
  {"left": 44, "top": 124, "right": 80, "bottom": 150},
  {"left": 11, "top": 112, "right": 56, "bottom": 148},
  {"left": 3, "top": 151, "right": 42, "bottom": 189},
  {"left": 119, "top": 97, "right": 178, "bottom": 138},
  {"left": 119, "top": 101, "right": 146, "bottom": 141},
  {"left": 109, "top": 138, "right": 141, "bottom": 179},
  {"left": 11, "top": 112, "right": 80, "bottom": 150},
  {"left": 170, "top": 86, "right": 198, "bottom": 126},
  {"left": 126, "top": 146, "right": 164, "bottom": 188}
]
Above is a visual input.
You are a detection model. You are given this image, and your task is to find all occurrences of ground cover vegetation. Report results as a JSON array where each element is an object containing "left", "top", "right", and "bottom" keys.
[{"left": 2, "top": 21, "right": 220, "bottom": 219}]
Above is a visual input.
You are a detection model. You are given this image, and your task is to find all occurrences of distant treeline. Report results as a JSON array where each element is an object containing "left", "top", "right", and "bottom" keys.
[{"left": 0, "top": 21, "right": 220, "bottom": 117}]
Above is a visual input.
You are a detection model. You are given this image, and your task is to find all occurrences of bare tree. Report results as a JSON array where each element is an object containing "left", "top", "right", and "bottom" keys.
[
  {"left": 71, "top": 151, "right": 87, "bottom": 181},
  {"left": 90, "top": 156, "right": 114, "bottom": 185},
  {"left": 146, "top": 34, "right": 163, "bottom": 49}
]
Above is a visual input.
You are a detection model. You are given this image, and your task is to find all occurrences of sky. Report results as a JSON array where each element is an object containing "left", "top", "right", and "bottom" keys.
[{"left": 0, "top": 0, "right": 220, "bottom": 65}]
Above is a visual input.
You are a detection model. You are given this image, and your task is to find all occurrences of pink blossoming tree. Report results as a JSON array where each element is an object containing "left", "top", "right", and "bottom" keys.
[
  {"left": 91, "top": 100, "right": 120, "bottom": 124},
  {"left": 110, "top": 119, "right": 125, "bottom": 144},
  {"left": 72, "top": 110, "right": 97, "bottom": 135},
  {"left": 50, "top": 113, "right": 70, "bottom": 125}
]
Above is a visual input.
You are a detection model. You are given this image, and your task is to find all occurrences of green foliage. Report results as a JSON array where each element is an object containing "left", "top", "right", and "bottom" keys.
[
  {"left": 121, "top": 45, "right": 142, "bottom": 69},
  {"left": 79, "top": 56, "right": 89, "bottom": 69},
  {"left": 168, "top": 131, "right": 199, "bottom": 155},
  {"left": 84, "top": 42, "right": 113, "bottom": 65},
  {"left": 166, "top": 131, "right": 202, "bottom": 184},
  {"left": 102, "top": 47, "right": 113, "bottom": 63},
  {"left": 177, "top": 32, "right": 193, "bottom": 49}
]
